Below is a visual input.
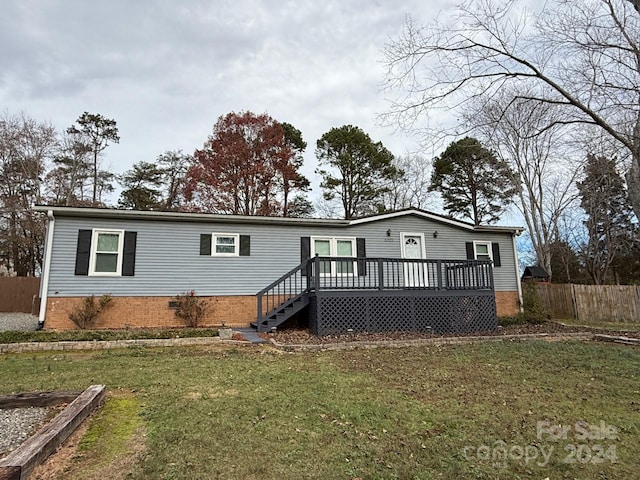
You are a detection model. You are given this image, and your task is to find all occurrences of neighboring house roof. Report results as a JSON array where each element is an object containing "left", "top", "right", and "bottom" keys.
[
  {"left": 522, "top": 266, "right": 550, "bottom": 279},
  {"left": 34, "top": 206, "right": 524, "bottom": 234}
]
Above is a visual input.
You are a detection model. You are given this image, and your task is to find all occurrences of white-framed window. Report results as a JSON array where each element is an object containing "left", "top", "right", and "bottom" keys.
[
  {"left": 473, "top": 241, "right": 493, "bottom": 261},
  {"left": 311, "top": 237, "right": 356, "bottom": 276},
  {"left": 89, "top": 229, "right": 124, "bottom": 276},
  {"left": 212, "top": 233, "right": 240, "bottom": 257}
]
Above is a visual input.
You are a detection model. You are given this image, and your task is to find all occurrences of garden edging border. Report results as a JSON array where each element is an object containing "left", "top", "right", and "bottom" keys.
[
  {"left": 2, "top": 331, "right": 638, "bottom": 355},
  {"left": 0, "top": 385, "right": 105, "bottom": 480},
  {"left": 0, "top": 336, "right": 243, "bottom": 354}
]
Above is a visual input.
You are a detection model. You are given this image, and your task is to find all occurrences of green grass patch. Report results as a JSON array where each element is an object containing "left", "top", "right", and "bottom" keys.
[
  {"left": 60, "top": 395, "right": 145, "bottom": 480},
  {"left": 77, "top": 396, "right": 143, "bottom": 454},
  {"left": 0, "top": 327, "right": 218, "bottom": 344},
  {"left": 1, "top": 341, "right": 639, "bottom": 479}
]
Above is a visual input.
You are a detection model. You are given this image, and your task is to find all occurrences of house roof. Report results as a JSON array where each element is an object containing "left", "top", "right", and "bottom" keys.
[
  {"left": 34, "top": 206, "right": 524, "bottom": 234},
  {"left": 522, "top": 266, "right": 550, "bottom": 278}
]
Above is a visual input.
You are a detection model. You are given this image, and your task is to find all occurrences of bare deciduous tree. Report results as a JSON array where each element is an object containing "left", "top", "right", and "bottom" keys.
[
  {"left": 381, "top": 154, "right": 435, "bottom": 211},
  {"left": 382, "top": 0, "right": 640, "bottom": 218},
  {"left": 0, "top": 112, "right": 57, "bottom": 275},
  {"left": 45, "top": 131, "right": 93, "bottom": 206},
  {"left": 467, "top": 92, "right": 579, "bottom": 277}
]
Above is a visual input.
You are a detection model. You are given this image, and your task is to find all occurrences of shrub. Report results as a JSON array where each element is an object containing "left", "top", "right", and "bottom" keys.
[
  {"left": 0, "top": 328, "right": 219, "bottom": 344},
  {"left": 520, "top": 283, "right": 551, "bottom": 324},
  {"left": 173, "top": 291, "right": 209, "bottom": 328},
  {"left": 498, "top": 315, "right": 528, "bottom": 327},
  {"left": 68, "top": 294, "right": 114, "bottom": 329}
]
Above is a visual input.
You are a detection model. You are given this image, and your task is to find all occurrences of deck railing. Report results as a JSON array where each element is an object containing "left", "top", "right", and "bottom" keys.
[{"left": 308, "top": 257, "right": 494, "bottom": 291}]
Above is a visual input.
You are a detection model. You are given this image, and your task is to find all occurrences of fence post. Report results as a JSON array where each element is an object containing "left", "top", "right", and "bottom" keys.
[
  {"left": 377, "top": 258, "right": 384, "bottom": 291},
  {"left": 571, "top": 284, "right": 579, "bottom": 322}
]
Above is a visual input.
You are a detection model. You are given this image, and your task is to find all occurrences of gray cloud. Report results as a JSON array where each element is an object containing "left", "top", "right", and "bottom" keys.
[{"left": 0, "top": 0, "right": 452, "bottom": 195}]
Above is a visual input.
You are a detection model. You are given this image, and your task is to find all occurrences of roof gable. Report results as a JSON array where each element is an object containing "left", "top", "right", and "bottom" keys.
[
  {"left": 348, "top": 208, "right": 475, "bottom": 230},
  {"left": 348, "top": 208, "right": 523, "bottom": 234}
]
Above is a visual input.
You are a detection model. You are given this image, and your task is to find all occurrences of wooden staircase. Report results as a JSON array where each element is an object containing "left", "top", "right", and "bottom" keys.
[
  {"left": 255, "top": 292, "right": 309, "bottom": 332},
  {"left": 255, "top": 260, "right": 311, "bottom": 332}
]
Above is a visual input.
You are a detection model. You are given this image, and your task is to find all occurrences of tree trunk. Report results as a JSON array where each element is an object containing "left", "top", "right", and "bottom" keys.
[
  {"left": 627, "top": 159, "right": 640, "bottom": 220},
  {"left": 92, "top": 151, "right": 98, "bottom": 205}
]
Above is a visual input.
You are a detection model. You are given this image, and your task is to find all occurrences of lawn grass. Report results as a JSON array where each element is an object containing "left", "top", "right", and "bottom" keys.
[{"left": 1, "top": 341, "right": 639, "bottom": 479}]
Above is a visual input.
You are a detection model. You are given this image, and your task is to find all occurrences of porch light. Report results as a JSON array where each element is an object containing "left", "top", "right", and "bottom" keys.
[
  {"left": 433, "top": 231, "right": 439, "bottom": 238},
  {"left": 386, "top": 229, "right": 391, "bottom": 237}
]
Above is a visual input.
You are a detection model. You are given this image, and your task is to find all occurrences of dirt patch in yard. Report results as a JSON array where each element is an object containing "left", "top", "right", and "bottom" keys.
[
  {"left": 31, "top": 424, "right": 147, "bottom": 480},
  {"left": 30, "top": 419, "right": 91, "bottom": 480},
  {"left": 261, "top": 321, "right": 640, "bottom": 345}
]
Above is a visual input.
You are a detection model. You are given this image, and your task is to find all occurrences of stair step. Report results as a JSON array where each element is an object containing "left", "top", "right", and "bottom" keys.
[{"left": 257, "top": 292, "right": 310, "bottom": 332}]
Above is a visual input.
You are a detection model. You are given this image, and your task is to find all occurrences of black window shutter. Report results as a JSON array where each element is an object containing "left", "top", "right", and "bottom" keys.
[
  {"left": 200, "top": 234, "right": 212, "bottom": 256},
  {"left": 75, "top": 230, "right": 92, "bottom": 275},
  {"left": 492, "top": 242, "right": 502, "bottom": 267},
  {"left": 465, "top": 242, "right": 474, "bottom": 260},
  {"left": 356, "top": 238, "right": 366, "bottom": 276},
  {"left": 239, "top": 235, "right": 250, "bottom": 256},
  {"left": 122, "top": 231, "right": 137, "bottom": 276},
  {"left": 301, "top": 237, "right": 310, "bottom": 276}
]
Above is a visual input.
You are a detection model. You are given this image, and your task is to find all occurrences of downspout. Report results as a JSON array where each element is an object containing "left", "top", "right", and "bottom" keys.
[
  {"left": 512, "top": 233, "right": 523, "bottom": 313},
  {"left": 37, "top": 210, "right": 55, "bottom": 329}
]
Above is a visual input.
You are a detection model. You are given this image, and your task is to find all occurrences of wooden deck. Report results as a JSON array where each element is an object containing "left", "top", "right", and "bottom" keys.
[{"left": 257, "top": 257, "right": 497, "bottom": 334}]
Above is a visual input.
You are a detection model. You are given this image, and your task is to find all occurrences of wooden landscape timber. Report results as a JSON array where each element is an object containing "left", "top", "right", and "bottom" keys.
[
  {"left": 0, "top": 385, "right": 105, "bottom": 480},
  {"left": 0, "top": 391, "right": 81, "bottom": 409}
]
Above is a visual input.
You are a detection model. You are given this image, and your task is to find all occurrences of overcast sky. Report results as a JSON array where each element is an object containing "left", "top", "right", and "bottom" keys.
[{"left": 1, "top": 0, "right": 460, "bottom": 205}]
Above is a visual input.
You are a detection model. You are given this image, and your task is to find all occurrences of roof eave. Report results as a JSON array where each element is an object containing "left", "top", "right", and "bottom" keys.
[
  {"left": 474, "top": 226, "right": 525, "bottom": 235},
  {"left": 33, "top": 205, "right": 525, "bottom": 234},
  {"left": 33, "top": 206, "right": 350, "bottom": 226}
]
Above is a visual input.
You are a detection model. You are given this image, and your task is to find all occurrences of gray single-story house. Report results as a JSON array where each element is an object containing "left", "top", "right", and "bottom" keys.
[{"left": 35, "top": 206, "right": 523, "bottom": 334}]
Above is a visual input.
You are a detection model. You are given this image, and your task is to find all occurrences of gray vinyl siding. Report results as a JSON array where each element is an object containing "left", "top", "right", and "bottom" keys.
[{"left": 46, "top": 214, "right": 519, "bottom": 297}]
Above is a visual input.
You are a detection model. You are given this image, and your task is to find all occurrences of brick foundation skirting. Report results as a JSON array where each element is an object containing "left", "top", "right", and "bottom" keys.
[
  {"left": 44, "top": 295, "right": 259, "bottom": 330},
  {"left": 495, "top": 291, "right": 520, "bottom": 317},
  {"left": 44, "top": 291, "right": 521, "bottom": 330}
]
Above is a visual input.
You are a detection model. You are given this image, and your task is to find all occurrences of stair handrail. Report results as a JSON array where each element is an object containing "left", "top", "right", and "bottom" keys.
[
  {"left": 256, "top": 259, "right": 311, "bottom": 297},
  {"left": 257, "top": 259, "right": 311, "bottom": 329}
]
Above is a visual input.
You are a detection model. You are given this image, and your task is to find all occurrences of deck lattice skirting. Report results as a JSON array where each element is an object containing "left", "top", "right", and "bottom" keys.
[{"left": 310, "top": 290, "right": 497, "bottom": 336}]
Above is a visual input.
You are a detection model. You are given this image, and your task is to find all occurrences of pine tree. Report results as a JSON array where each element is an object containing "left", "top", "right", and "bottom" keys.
[
  {"left": 577, "top": 154, "right": 636, "bottom": 284},
  {"left": 429, "top": 137, "right": 516, "bottom": 225}
]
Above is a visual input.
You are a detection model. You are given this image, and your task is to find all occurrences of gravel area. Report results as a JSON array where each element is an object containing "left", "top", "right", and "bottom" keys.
[
  {"left": 0, "top": 407, "right": 50, "bottom": 456},
  {"left": 0, "top": 312, "right": 40, "bottom": 331}
]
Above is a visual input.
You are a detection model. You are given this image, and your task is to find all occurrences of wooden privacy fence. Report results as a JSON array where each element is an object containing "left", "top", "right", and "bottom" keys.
[
  {"left": 530, "top": 283, "right": 640, "bottom": 323},
  {"left": 0, "top": 277, "right": 40, "bottom": 313}
]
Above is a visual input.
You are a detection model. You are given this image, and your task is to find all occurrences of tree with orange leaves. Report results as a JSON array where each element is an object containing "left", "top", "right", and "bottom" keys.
[{"left": 185, "top": 111, "right": 311, "bottom": 216}]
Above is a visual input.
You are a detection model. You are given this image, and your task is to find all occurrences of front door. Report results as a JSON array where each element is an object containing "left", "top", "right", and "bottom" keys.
[{"left": 401, "top": 233, "right": 426, "bottom": 287}]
